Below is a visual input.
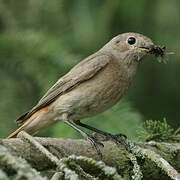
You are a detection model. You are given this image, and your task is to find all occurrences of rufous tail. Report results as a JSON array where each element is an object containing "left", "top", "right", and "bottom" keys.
[
  {"left": 7, "top": 119, "right": 32, "bottom": 138},
  {"left": 7, "top": 107, "right": 52, "bottom": 138}
]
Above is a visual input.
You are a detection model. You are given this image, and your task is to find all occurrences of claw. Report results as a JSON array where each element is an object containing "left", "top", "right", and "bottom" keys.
[
  {"left": 73, "top": 120, "right": 128, "bottom": 151},
  {"left": 114, "top": 133, "right": 127, "bottom": 139},
  {"left": 87, "top": 135, "right": 103, "bottom": 159},
  {"left": 104, "top": 133, "right": 128, "bottom": 148}
]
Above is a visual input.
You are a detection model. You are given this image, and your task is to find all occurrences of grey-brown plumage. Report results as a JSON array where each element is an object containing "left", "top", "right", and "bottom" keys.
[{"left": 8, "top": 32, "right": 157, "bottom": 138}]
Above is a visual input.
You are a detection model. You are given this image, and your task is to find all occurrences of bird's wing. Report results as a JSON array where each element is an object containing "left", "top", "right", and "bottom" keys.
[{"left": 16, "top": 53, "right": 111, "bottom": 125}]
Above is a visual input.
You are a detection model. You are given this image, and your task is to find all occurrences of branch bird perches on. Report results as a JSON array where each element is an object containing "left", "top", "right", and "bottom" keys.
[{"left": 0, "top": 131, "right": 180, "bottom": 179}]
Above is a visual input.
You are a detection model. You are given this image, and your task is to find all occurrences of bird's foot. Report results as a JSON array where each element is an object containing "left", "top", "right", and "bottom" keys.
[
  {"left": 63, "top": 120, "right": 104, "bottom": 158},
  {"left": 92, "top": 132, "right": 128, "bottom": 149},
  {"left": 86, "top": 135, "right": 104, "bottom": 159},
  {"left": 107, "top": 133, "right": 127, "bottom": 147}
]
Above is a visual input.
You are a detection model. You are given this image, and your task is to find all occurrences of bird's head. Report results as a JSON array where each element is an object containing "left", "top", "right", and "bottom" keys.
[{"left": 102, "top": 32, "right": 165, "bottom": 65}]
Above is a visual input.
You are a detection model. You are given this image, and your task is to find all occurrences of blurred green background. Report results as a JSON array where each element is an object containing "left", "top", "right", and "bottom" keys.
[{"left": 0, "top": 0, "right": 179, "bottom": 139}]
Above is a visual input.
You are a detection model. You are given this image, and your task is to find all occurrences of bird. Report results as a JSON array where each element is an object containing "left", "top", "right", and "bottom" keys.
[{"left": 7, "top": 32, "right": 164, "bottom": 148}]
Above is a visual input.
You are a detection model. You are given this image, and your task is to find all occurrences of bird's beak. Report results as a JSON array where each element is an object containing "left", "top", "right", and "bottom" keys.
[
  {"left": 139, "top": 44, "right": 166, "bottom": 57},
  {"left": 139, "top": 44, "right": 154, "bottom": 53}
]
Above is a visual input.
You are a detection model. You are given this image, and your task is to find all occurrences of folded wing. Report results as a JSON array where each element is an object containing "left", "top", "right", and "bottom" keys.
[{"left": 16, "top": 53, "right": 111, "bottom": 125}]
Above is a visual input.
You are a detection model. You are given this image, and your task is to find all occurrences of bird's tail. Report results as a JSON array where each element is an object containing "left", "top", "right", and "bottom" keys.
[
  {"left": 7, "top": 107, "right": 54, "bottom": 138},
  {"left": 7, "top": 119, "right": 32, "bottom": 138}
]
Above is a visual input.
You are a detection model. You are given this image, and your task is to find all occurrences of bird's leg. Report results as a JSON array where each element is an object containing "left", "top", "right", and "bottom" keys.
[
  {"left": 64, "top": 120, "right": 104, "bottom": 158},
  {"left": 75, "top": 120, "right": 127, "bottom": 147}
]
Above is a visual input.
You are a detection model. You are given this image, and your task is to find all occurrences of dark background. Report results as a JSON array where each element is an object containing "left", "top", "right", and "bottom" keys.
[{"left": 0, "top": 0, "right": 179, "bottom": 139}]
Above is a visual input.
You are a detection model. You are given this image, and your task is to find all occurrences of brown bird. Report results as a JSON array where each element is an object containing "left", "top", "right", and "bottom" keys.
[{"left": 7, "top": 32, "right": 164, "bottom": 148}]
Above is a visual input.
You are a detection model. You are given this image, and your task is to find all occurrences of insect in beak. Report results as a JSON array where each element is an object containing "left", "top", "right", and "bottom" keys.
[
  {"left": 138, "top": 44, "right": 174, "bottom": 63},
  {"left": 139, "top": 45, "right": 166, "bottom": 57},
  {"left": 149, "top": 45, "right": 166, "bottom": 57}
]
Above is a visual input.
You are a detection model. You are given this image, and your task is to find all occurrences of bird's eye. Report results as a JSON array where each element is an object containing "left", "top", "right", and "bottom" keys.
[{"left": 127, "top": 37, "right": 136, "bottom": 45}]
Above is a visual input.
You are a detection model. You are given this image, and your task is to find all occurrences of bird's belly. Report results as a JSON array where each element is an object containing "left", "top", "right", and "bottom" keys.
[{"left": 52, "top": 64, "right": 131, "bottom": 120}]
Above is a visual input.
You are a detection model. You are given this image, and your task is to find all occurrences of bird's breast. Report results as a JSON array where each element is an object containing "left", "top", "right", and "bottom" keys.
[{"left": 82, "top": 62, "right": 132, "bottom": 112}]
